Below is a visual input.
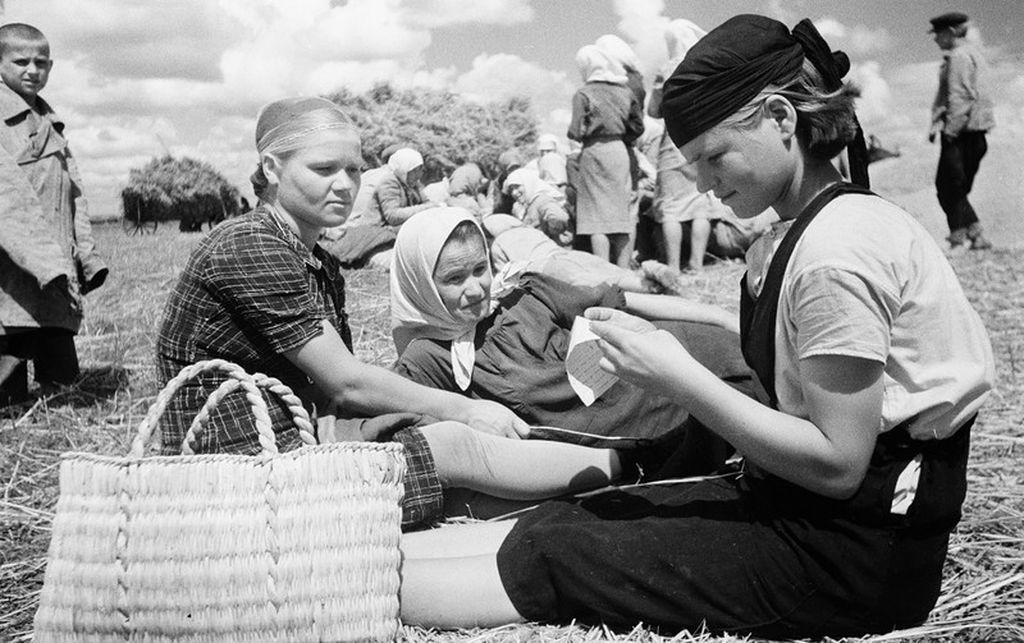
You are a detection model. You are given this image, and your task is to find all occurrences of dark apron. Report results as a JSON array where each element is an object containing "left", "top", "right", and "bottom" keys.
[{"left": 737, "top": 182, "right": 970, "bottom": 532}]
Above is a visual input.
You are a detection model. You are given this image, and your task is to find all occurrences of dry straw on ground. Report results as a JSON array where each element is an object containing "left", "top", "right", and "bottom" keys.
[{"left": 1, "top": 224, "right": 1021, "bottom": 642}]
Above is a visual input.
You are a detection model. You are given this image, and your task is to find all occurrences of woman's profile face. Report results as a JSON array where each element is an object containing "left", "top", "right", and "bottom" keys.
[
  {"left": 273, "top": 128, "right": 362, "bottom": 230},
  {"left": 405, "top": 165, "right": 425, "bottom": 186},
  {"left": 433, "top": 231, "right": 492, "bottom": 325},
  {"left": 680, "top": 114, "right": 791, "bottom": 218}
]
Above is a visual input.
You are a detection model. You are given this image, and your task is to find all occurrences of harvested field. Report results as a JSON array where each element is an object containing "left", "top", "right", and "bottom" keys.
[{"left": 1, "top": 222, "right": 1022, "bottom": 642}]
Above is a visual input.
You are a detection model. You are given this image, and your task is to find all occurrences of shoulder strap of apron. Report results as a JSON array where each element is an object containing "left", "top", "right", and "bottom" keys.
[{"left": 739, "top": 182, "right": 875, "bottom": 409}]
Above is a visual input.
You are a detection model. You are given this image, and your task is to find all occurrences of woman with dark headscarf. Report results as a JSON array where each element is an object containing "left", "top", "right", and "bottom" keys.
[
  {"left": 398, "top": 15, "right": 993, "bottom": 638},
  {"left": 568, "top": 44, "right": 644, "bottom": 269}
]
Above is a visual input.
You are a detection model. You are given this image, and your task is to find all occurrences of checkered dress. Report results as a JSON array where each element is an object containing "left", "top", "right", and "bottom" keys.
[
  {"left": 155, "top": 209, "right": 445, "bottom": 528},
  {"left": 156, "top": 208, "right": 351, "bottom": 455}
]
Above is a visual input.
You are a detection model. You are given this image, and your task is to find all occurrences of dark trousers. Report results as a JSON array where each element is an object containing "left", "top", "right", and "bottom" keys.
[
  {"left": 0, "top": 329, "right": 80, "bottom": 403},
  {"left": 936, "top": 131, "right": 988, "bottom": 234},
  {"left": 498, "top": 421, "right": 972, "bottom": 639}
]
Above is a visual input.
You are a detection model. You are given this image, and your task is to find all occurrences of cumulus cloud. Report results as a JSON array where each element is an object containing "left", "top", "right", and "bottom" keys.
[
  {"left": 402, "top": 0, "right": 534, "bottom": 28},
  {"left": 610, "top": 0, "right": 673, "bottom": 77},
  {"left": 455, "top": 53, "right": 569, "bottom": 105},
  {"left": 814, "top": 17, "right": 892, "bottom": 56},
  {"left": 5, "top": 0, "right": 241, "bottom": 80},
  {"left": 849, "top": 61, "right": 893, "bottom": 125}
]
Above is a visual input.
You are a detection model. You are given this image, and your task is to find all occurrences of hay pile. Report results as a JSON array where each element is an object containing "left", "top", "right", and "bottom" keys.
[{"left": 1, "top": 225, "right": 1021, "bottom": 642}]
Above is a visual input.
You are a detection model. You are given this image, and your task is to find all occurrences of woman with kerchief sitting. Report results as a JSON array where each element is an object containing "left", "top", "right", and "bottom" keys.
[{"left": 390, "top": 206, "right": 751, "bottom": 478}]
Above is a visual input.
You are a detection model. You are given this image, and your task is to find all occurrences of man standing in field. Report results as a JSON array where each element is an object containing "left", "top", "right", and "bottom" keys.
[
  {"left": 928, "top": 11, "right": 995, "bottom": 251},
  {"left": 0, "top": 22, "right": 107, "bottom": 405}
]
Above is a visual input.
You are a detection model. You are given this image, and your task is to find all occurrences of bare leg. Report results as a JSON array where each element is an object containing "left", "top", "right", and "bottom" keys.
[
  {"left": 660, "top": 220, "right": 683, "bottom": 271},
  {"left": 401, "top": 520, "right": 524, "bottom": 627},
  {"left": 609, "top": 233, "right": 631, "bottom": 269},
  {"left": 589, "top": 233, "right": 610, "bottom": 262},
  {"left": 687, "top": 218, "right": 712, "bottom": 272},
  {"left": 419, "top": 421, "right": 621, "bottom": 499}
]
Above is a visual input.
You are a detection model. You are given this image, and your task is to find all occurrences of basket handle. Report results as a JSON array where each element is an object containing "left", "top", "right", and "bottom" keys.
[
  {"left": 177, "top": 372, "right": 319, "bottom": 455},
  {"left": 252, "top": 373, "right": 318, "bottom": 446},
  {"left": 129, "top": 359, "right": 277, "bottom": 458}
]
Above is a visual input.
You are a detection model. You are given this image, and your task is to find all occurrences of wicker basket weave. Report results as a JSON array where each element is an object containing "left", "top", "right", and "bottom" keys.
[{"left": 33, "top": 359, "right": 406, "bottom": 642}]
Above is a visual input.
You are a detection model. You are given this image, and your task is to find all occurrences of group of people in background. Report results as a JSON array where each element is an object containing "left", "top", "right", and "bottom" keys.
[
  {"left": 319, "top": 23, "right": 790, "bottom": 283},
  {"left": 0, "top": 9, "right": 1003, "bottom": 642}
]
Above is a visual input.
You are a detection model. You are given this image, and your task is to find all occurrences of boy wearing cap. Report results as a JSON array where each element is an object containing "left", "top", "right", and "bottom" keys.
[
  {"left": 928, "top": 11, "right": 995, "bottom": 251},
  {"left": 0, "top": 23, "right": 107, "bottom": 404}
]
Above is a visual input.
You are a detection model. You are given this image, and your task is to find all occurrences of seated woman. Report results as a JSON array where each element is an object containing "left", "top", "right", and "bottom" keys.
[
  {"left": 324, "top": 147, "right": 438, "bottom": 268},
  {"left": 397, "top": 15, "right": 994, "bottom": 638},
  {"left": 156, "top": 96, "right": 633, "bottom": 531},
  {"left": 502, "top": 167, "right": 573, "bottom": 246},
  {"left": 390, "top": 207, "right": 750, "bottom": 475},
  {"left": 445, "top": 162, "right": 491, "bottom": 220}
]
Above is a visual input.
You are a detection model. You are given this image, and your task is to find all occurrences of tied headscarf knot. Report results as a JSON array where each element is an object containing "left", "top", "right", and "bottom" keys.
[{"left": 791, "top": 18, "right": 870, "bottom": 187}]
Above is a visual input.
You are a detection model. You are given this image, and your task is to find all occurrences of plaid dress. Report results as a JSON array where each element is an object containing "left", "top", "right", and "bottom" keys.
[
  {"left": 156, "top": 208, "right": 444, "bottom": 529},
  {"left": 156, "top": 208, "right": 351, "bottom": 455}
]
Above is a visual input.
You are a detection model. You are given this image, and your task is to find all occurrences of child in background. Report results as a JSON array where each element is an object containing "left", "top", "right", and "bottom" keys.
[{"left": 0, "top": 23, "right": 107, "bottom": 405}]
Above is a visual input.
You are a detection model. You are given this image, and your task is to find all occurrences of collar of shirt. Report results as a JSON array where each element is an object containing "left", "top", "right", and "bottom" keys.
[
  {"left": 259, "top": 204, "right": 326, "bottom": 272},
  {"left": 0, "top": 82, "right": 59, "bottom": 126}
]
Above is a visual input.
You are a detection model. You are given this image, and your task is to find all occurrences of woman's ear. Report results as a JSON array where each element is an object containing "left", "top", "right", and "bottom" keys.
[
  {"left": 262, "top": 154, "right": 282, "bottom": 186},
  {"left": 763, "top": 95, "right": 798, "bottom": 140}
]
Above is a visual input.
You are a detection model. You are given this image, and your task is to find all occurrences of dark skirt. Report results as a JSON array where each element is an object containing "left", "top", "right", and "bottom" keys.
[
  {"left": 575, "top": 140, "right": 632, "bottom": 235},
  {"left": 496, "top": 419, "right": 972, "bottom": 639}
]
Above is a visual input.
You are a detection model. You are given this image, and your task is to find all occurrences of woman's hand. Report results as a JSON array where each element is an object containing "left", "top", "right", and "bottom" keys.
[
  {"left": 584, "top": 307, "right": 696, "bottom": 394},
  {"left": 458, "top": 398, "right": 531, "bottom": 439}
]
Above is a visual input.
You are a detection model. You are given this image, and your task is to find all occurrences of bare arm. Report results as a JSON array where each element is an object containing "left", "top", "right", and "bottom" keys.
[
  {"left": 586, "top": 308, "right": 881, "bottom": 498},
  {"left": 287, "top": 321, "right": 529, "bottom": 438},
  {"left": 623, "top": 291, "right": 740, "bottom": 334}
]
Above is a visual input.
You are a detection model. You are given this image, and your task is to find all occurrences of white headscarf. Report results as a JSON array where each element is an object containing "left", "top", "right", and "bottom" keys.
[
  {"left": 664, "top": 19, "right": 707, "bottom": 67},
  {"left": 390, "top": 207, "right": 489, "bottom": 390},
  {"left": 537, "top": 133, "right": 560, "bottom": 153},
  {"left": 387, "top": 147, "right": 424, "bottom": 184},
  {"left": 575, "top": 44, "right": 627, "bottom": 85},
  {"left": 503, "top": 167, "right": 563, "bottom": 204},
  {"left": 595, "top": 34, "right": 641, "bottom": 72}
]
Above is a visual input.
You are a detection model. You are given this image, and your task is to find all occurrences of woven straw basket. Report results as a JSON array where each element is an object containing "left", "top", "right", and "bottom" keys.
[{"left": 33, "top": 359, "right": 406, "bottom": 642}]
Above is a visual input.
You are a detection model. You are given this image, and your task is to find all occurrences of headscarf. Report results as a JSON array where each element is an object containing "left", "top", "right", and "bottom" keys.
[
  {"left": 250, "top": 96, "right": 357, "bottom": 197},
  {"left": 390, "top": 207, "right": 489, "bottom": 390},
  {"left": 448, "top": 163, "right": 484, "bottom": 197},
  {"left": 595, "top": 34, "right": 641, "bottom": 72},
  {"left": 661, "top": 14, "right": 869, "bottom": 187},
  {"left": 503, "top": 167, "right": 563, "bottom": 203},
  {"left": 664, "top": 19, "right": 707, "bottom": 67},
  {"left": 575, "top": 44, "right": 628, "bottom": 85},
  {"left": 537, "top": 133, "right": 559, "bottom": 153},
  {"left": 255, "top": 96, "right": 355, "bottom": 156},
  {"left": 387, "top": 147, "right": 424, "bottom": 184}
]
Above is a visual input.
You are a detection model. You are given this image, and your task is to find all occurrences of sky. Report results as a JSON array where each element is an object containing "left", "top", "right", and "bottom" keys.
[{"left": 3, "top": 0, "right": 1023, "bottom": 218}]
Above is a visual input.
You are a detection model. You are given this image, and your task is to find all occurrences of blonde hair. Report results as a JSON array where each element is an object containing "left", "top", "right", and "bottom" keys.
[{"left": 720, "top": 59, "right": 861, "bottom": 161}]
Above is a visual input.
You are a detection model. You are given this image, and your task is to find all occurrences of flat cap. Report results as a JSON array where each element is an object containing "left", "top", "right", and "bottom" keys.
[{"left": 929, "top": 12, "right": 968, "bottom": 32}]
